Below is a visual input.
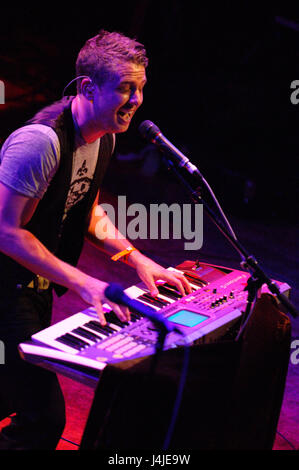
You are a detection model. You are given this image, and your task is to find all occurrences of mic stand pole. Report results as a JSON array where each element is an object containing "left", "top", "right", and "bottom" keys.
[
  {"left": 148, "top": 327, "right": 168, "bottom": 378},
  {"left": 161, "top": 157, "right": 298, "bottom": 325}
]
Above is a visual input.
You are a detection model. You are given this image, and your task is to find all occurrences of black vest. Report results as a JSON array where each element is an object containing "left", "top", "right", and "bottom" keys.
[{"left": 0, "top": 96, "right": 114, "bottom": 295}]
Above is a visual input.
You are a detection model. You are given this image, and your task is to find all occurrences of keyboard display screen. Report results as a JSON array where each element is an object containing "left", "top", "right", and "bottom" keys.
[{"left": 168, "top": 310, "right": 209, "bottom": 327}]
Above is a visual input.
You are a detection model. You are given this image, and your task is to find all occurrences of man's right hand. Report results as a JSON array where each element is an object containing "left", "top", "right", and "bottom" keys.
[{"left": 74, "top": 275, "right": 131, "bottom": 326}]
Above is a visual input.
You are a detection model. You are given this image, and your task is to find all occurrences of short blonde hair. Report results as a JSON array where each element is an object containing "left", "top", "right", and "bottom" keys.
[{"left": 75, "top": 29, "right": 148, "bottom": 89}]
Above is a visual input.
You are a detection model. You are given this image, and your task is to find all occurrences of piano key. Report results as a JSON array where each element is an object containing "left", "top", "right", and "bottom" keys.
[
  {"left": 56, "top": 333, "right": 89, "bottom": 350},
  {"left": 83, "top": 322, "right": 108, "bottom": 337},
  {"left": 72, "top": 327, "right": 101, "bottom": 343},
  {"left": 106, "top": 322, "right": 122, "bottom": 332},
  {"left": 81, "top": 322, "right": 107, "bottom": 340},
  {"left": 86, "top": 320, "right": 114, "bottom": 336},
  {"left": 105, "top": 311, "right": 129, "bottom": 328},
  {"left": 163, "top": 282, "right": 196, "bottom": 294},
  {"left": 66, "top": 333, "right": 91, "bottom": 348},
  {"left": 151, "top": 290, "right": 177, "bottom": 304},
  {"left": 101, "top": 324, "right": 116, "bottom": 334},
  {"left": 157, "top": 285, "right": 182, "bottom": 300},
  {"left": 55, "top": 335, "right": 82, "bottom": 351},
  {"left": 138, "top": 293, "right": 169, "bottom": 308},
  {"left": 181, "top": 273, "right": 207, "bottom": 287},
  {"left": 130, "top": 312, "right": 142, "bottom": 322}
]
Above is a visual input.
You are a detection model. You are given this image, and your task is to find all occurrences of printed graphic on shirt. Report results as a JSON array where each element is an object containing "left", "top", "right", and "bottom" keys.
[{"left": 64, "top": 159, "right": 92, "bottom": 217}]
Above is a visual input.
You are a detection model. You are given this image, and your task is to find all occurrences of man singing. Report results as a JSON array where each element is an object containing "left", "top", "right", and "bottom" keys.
[{"left": 0, "top": 30, "right": 191, "bottom": 449}]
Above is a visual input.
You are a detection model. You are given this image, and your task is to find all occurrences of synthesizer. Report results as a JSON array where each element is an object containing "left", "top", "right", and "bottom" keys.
[{"left": 18, "top": 261, "right": 291, "bottom": 372}]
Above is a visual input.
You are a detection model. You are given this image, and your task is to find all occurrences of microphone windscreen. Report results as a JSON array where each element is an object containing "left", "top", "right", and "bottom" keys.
[
  {"left": 138, "top": 120, "right": 161, "bottom": 141},
  {"left": 104, "top": 283, "right": 125, "bottom": 304}
]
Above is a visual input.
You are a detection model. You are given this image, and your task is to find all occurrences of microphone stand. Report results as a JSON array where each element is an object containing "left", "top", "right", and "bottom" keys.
[
  {"left": 148, "top": 325, "right": 168, "bottom": 378},
  {"left": 160, "top": 157, "right": 298, "bottom": 336}
]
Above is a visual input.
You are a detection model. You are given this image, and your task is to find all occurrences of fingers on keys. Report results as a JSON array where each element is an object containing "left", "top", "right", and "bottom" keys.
[
  {"left": 95, "top": 301, "right": 130, "bottom": 326},
  {"left": 161, "top": 271, "right": 192, "bottom": 297}
]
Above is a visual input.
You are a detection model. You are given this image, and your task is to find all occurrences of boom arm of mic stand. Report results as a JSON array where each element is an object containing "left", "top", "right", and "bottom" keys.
[{"left": 161, "top": 156, "right": 298, "bottom": 319}]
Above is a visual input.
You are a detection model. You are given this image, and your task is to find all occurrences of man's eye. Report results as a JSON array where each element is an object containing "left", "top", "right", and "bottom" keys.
[{"left": 118, "top": 86, "right": 131, "bottom": 94}]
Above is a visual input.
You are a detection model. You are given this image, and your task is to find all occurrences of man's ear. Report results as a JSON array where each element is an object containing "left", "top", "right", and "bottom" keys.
[{"left": 80, "top": 77, "right": 95, "bottom": 101}]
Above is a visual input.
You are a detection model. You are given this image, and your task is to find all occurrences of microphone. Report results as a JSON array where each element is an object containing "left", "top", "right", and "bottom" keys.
[
  {"left": 138, "top": 120, "right": 202, "bottom": 177},
  {"left": 104, "top": 283, "right": 183, "bottom": 335}
]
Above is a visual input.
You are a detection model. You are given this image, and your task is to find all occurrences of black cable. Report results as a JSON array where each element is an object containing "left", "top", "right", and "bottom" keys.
[
  {"left": 60, "top": 436, "right": 80, "bottom": 447},
  {"left": 62, "top": 75, "right": 90, "bottom": 97},
  {"left": 276, "top": 430, "right": 297, "bottom": 451}
]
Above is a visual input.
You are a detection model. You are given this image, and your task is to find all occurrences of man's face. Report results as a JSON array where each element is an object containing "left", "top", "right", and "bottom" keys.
[{"left": 92, "top": 62, "right": 147, "bottom": 134}]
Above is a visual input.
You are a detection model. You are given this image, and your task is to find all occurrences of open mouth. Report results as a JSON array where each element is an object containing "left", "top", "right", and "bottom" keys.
[{"left": 117, "top": 109, "right": 134, "bottom": 123}]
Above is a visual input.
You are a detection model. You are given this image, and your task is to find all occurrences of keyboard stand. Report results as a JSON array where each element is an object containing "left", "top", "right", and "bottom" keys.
[{"left": 18, "top": 340, "right": 101, "bottom": 389}]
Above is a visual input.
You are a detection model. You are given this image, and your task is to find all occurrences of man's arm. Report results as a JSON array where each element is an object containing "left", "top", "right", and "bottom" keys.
[
  {"left": 0, "top": 182, "right": 130, "bottom": 325},
  {"left": 85, "top": 192, "right": 192, "bottom": 297}
]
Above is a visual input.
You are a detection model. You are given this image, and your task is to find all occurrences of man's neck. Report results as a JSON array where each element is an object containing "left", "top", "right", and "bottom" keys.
[{"left": 71, "top": 95, "right": 105, "bottom": 143}]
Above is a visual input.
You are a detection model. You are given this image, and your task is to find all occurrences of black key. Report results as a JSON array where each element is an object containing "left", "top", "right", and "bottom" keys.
[
  {"left": 84, "top": 322, "right": 109, "bottom": 337},
  {"left": 65, "top": 332, "right": 90, "bottom": 348},
  {"left": 56, "top": 333, "right": 89, "bottom": 350},
  {"left": 157, "top": 285, "right": 182, "bottom": 300},
  {"left": 82, "top": 322, "right": 106, "bottom": 337},
  {"left": 163, "top": 281, "right": 196, "bottom": 293},
  {"left": 138, "top": 293, "right": 169, "bottom": 308},
  {"left": 102, "top": 325, "right": 116, "bottom": 334},
  {"left": 56, "top": 336, "right": 82, "bottom": 350},
  {"left": 182, "top": 273, "right": 207, "bottom": 287},
  {"left": 163, "top": 283, "right": 184, "bottom": 293},
  {"left": 130, "top": 312, "right": 141, "bottom": 322},
  {"left": 72, "top": 326, "right": 100, "bottom": 342},
  {"left": 132, "top": 311, "right": 142, "bottom": 318},
  {"left": 105, "top": 311, "right": 129, "bottom": 327},
  {"left": 86, "top": 320, "right": 114, "bottom": 336}
]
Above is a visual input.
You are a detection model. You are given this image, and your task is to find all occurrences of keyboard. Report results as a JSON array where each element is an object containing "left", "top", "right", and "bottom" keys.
[{"left": 18, "top": 261, "right": 291, "bottom": 372}]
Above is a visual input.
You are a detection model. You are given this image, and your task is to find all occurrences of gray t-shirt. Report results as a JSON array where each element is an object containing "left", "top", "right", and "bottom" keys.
[{"left": 0, "top": 123, "right": 108, "bottom": 219}]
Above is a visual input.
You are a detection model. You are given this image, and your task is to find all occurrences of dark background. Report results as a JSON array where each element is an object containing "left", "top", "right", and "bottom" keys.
[
  {"left": 1, "top": 4, "right": 298, "bottom": 450},
  {"left": 1, "top": 1, "right": 299, "bottom": 221}
]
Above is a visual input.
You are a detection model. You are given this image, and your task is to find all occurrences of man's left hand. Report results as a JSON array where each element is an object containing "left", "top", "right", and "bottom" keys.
[{"left": 129, "top": 251, "right": 192, "bottom": 297}]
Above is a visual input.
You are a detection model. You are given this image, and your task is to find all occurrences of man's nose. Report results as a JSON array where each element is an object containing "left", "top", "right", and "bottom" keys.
[{"left": 129, "top": 89, "right": 143, "bottom": 107}]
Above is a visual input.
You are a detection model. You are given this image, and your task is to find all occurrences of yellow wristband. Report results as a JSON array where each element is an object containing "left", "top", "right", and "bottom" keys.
[{"left": 111, "top": 246, "right": 137, "bottom": 263}]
